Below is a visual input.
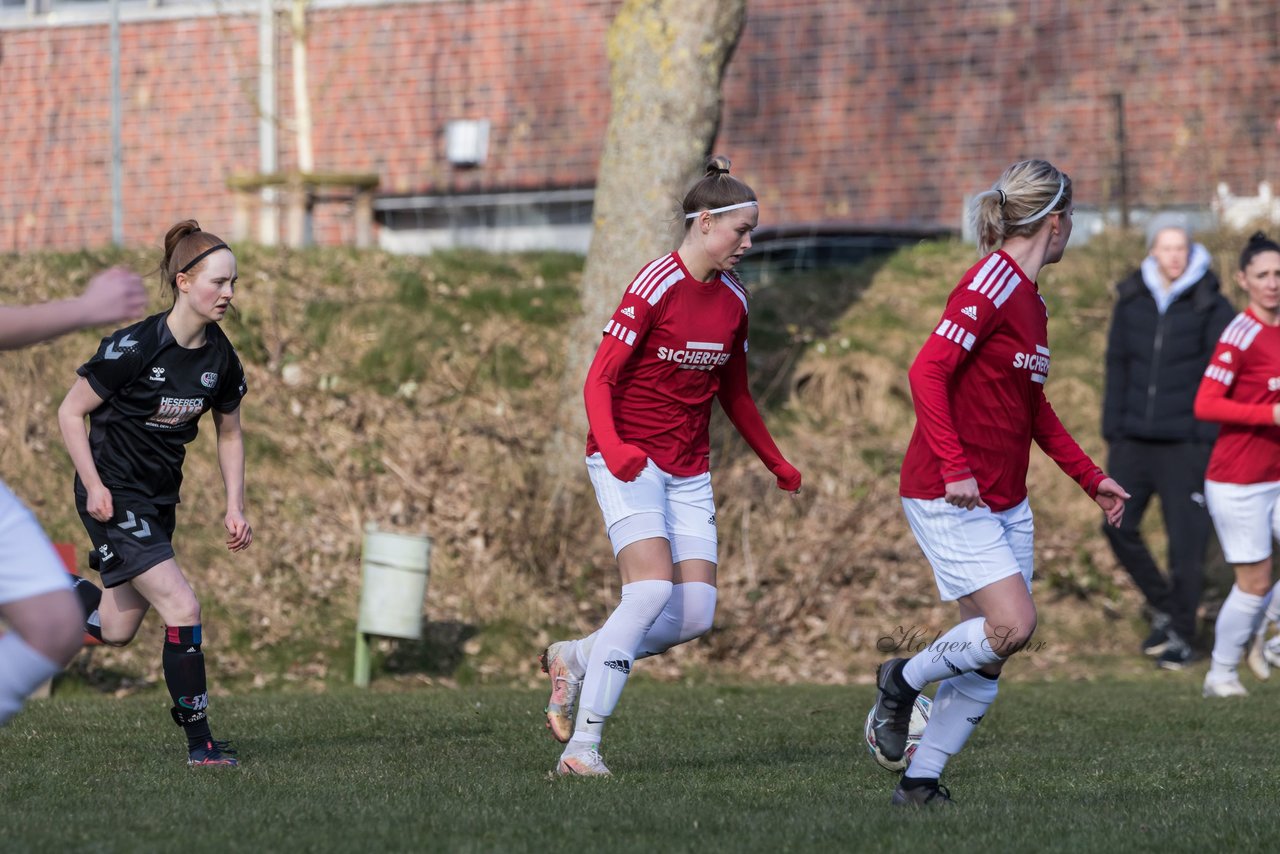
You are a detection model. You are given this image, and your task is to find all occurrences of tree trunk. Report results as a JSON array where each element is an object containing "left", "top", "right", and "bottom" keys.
[{"left": 550, "top": 0, "right": 747, "bottom": 476}]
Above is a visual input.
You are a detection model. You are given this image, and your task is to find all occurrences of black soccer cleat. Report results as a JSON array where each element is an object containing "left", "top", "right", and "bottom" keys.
[
  {"left": 891, "top": 778, "right": 955, "bottom": 808},
  {"left": 870, "top": 658, "right": 919, "bottom": 769},
  {"left": 188, "top": 739, "right": 239, "bottom": 767},
  {"left": 1141, "top": 611, "right": 1172, "bottom": 657}
]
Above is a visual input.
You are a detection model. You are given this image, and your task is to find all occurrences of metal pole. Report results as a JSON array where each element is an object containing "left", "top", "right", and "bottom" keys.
[
  {"left": 109, "top": 0, "right": 123, "bottom": 246},
  {"left": 258, "top": 0, "right": 278, "bottom": 244},
  {"left": 1112, "top": 92, "right": 1130, "bottom": 230}
]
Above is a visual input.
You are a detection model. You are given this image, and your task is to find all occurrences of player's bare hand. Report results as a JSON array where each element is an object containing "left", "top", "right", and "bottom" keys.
[
  {"left": 86, "top": 484, "right": 114, "bottom": 523},
  {"left": 225, "top": 510, "right": 253, "bottom": 552},
  {"left": 80, "top": 267, "right": 147, "bottom": 327},
  {"left": 944, "top": 477, "right": 987, "bottom": 511},
  {"left": 1094, "top": 477, "right": 1130, "bottom": 528}
]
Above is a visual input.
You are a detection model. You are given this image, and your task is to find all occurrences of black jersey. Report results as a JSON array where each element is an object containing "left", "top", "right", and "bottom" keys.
[{"left": 76, "top": 311, "right": 248, "bottom": 504}]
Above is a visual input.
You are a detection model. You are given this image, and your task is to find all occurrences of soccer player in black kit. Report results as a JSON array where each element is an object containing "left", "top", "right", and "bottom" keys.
[{"left": 58, "top": 220, "right": 252, "bottom": 767}]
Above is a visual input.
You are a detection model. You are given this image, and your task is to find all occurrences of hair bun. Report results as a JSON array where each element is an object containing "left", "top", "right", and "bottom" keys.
[
  {"left": 1249, "top": 230, "right": 1271, "bottom": 245},
  {"left": 705, "top": 155, "right": 732, "bottom": 177}
]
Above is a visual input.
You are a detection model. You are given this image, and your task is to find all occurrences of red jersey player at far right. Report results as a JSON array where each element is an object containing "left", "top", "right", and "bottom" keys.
[
  {"left": 869, "top": 159, "right": 1130, "bottom": 808},
  {"left": 540, "top": 155, "right": 802, "bottom": 777},
  {"left": 1195, "top": 232, "right": 1280, "bottom": 699}
]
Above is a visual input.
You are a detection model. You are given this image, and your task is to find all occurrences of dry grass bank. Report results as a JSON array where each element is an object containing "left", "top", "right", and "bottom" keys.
[{"left": 0, "top": 230, "right": 1251, "bottom": 691}]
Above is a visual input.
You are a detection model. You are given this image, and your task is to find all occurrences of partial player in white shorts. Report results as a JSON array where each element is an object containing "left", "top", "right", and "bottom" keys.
[
  {"left": 1204, "top": 479, "right": 1280, "bottom": 565},
  {"left": 0, "top": 481, "right": 71, "bottom": 605},
  {"left": 586, "top": 452, "right": 718, "bottom": 564},
  {"left": 900, "top": 497, "right": 1035, "bottom": 602}
]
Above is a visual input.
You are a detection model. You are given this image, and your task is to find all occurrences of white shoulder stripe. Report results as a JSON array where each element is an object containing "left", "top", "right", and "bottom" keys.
[
  {"left": 966, "top": 254, "right": 1022, "bottom": 306},
  {"left": 1221, "top": 313, "right": 1263, "bottom": 350},
  {"left": 646, "top": 271, "right": 682, "bottom": 306},
  {"left": 992, "top": 271, "right": 1022, "bottom": 307},
  {"left": 967, "top": 254, "right": 1005, "bottom": 296},
  {"left": 720, "top": 274, "right": 749, "bottom": 313},
  {"left": 628, "top": 255, "right": 679, "bottom": 300}
]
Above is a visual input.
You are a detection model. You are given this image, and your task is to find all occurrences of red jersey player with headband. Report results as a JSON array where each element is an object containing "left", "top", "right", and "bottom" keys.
[
  {"left": 868, "top": 159, "right": 1129, "bottom": 807},
  {"left": 1195, "top": 232, "right": 1280, "bottom": 698},
  {"left": 540, "top": 156, "right": 801, "bottom": 777}
]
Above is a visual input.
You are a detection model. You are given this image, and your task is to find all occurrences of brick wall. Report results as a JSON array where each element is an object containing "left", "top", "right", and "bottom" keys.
[{"left": 0, "top": 0, "right": 1276, "bottom": 250}]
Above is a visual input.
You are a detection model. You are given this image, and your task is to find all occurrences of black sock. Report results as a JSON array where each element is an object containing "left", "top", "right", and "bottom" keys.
[
  {"left": 892, "top": 663, "right": 917, "bottom": 695},
  {"left": 900, "top": 775, "right": 939, "bottom": 791},
  {"left": 70, "top": 576, "right": 104, "bottom": 642},
  {"left": 162, "top": 625, "right": 213, "bottom": 750}
]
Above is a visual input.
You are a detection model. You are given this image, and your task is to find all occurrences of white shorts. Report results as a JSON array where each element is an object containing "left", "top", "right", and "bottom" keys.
[
  {"left": 586, "top": 453, "right": 718, "bottom": 564},
  {"left": 901, "top": 497, "right": 1035, "bottom": 602},
  {"left": 0, "top": 480, "right": 72, "bottom": 606},
  {"left": 1205, "top": 479, "right": 1280, "bottom": 565}
]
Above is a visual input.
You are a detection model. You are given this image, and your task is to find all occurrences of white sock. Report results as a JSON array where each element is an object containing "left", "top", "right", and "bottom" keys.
[
  {"left": 905, "top": 670, "right": 999, "bottom": 779},
  {"left": 0, "top": 632, "right": 61, "bottom": 726},
  {"left": 569, "top": 579, "right": 672, "bottom": 747},
  {"left": 637, "top": 582, "right": 717, "bottom": 659},
  {"left": 1209, "top": 585, "right": 1266, "bottom": 679},
  {"left": 1263, "top": 581, "right": 1280, "bottom": 627},
  {"left": 902, "top": 618, "right": 1004, "bottom": 690}
]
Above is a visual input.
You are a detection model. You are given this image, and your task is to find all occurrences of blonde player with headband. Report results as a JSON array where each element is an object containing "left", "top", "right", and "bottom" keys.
[
  {"left": 540, "top": 156, "right": 801, "bottom": 776},
  {"left": 869, "top": 159, "right": 1130, "bottom": 806}
]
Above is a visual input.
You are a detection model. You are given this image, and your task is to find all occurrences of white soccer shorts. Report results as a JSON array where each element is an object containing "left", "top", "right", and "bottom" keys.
[
  {"left": 0, "top": 480, "right": 72, "bottom": 605},
  {"left": 586, "top": 453, "right": 718, "bottom": 564},
  {"left": 1205, "top": 479, "right": 1280, "bottom": 565},
  {"left": 901, "top": 496, "right": 1034, "bottom": 602}
]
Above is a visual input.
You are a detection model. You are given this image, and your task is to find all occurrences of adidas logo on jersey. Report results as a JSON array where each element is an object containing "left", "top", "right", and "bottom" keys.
[
  {"left": 961, "top": 305, "right": 978, "bottom": 321},
  {"left": 1219, "top": 351, "right": 1232, "bottom": 364},
  {"left": 621, "top": 305, "right": 636, "bottom": 319}
]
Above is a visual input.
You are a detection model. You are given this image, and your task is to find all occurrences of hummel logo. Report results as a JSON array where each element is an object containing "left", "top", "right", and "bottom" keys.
[
  {"left": 1219, "top": 351, "right": 1233, "bottom": 364},
  {"left": 621, "top": 305, "right": 636, "bottom": 319},
  {"left": 604, "top": 658, "right": 631, "bottom": 675},
  {"left": 967, "top": 714, "right": 985, "bottom": 726},
  {"left": 150, "top": 367, "right": 166, "bottom": 383},
  {"left": 961, "top": 305, "right": 978, "bottom": 321}
]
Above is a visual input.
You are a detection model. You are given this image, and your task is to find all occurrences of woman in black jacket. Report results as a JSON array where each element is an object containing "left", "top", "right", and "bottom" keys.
[{"left": 1101, "top": 217, "right": 1235, "bottom": 669}]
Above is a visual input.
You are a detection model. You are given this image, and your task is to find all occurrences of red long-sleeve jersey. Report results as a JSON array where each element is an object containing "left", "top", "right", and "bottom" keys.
[
  {"left": 899, "top": 251, "right": 1106, "bottom": 512},
  {"left": 1195, "top": 309, "right": 1280, "bottom": 484},
  {"left": 583, "top": 252, "right": 791, "bottom": 480}
]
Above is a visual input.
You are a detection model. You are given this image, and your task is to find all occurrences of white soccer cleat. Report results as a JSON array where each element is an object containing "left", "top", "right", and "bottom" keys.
[
  {"left": 1264, "top": 635, "right": 1280, "bottom": 668},
  {"left": 1246, "top": 632, "right": 1271, "bottom": 681},
  {"left": 1203, "top": 673, "right": 1249, "bottom": 698},
  {"left": 540, "top": 641, "right": 581, "bottom": 743},
  {"left": 555, "top": 742, "right": 611, "bottom": 777}
]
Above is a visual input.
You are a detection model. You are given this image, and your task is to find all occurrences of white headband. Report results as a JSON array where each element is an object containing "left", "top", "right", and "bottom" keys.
[
  {"left": 685, "top": 201, "right": 759, "bottom": 220},
  {"left": 1009, "top": 177, "right": 1065, "bottom": 226}
]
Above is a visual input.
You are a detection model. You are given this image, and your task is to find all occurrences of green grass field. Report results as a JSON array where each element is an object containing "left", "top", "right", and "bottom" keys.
[{"left": 2, "top": 675, "right": 1276, "bottom": 852}]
